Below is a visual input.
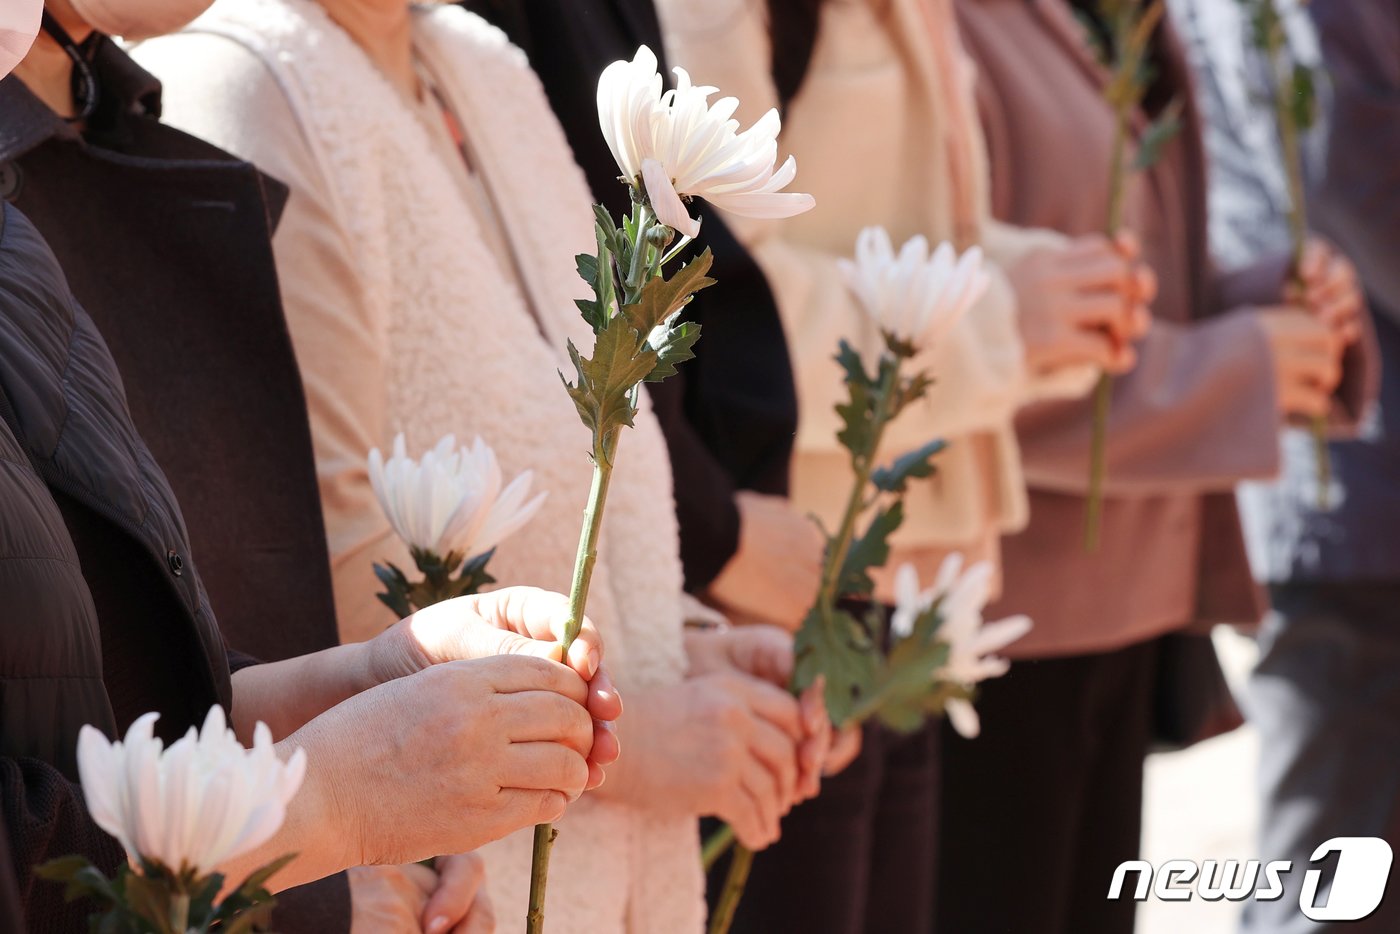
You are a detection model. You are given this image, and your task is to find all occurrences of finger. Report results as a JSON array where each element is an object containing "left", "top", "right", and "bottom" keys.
[
  {"left": 1106, "top": 344, "right": 1138, "bottom": 376},
  {"left": 495, "top": 787, "right": 570, "bottom": 828},
  {"left": 747, "top": 716, "right": 800, "bottom": 811},
  {"left": 1045, "top": 331, "right": 1119, "bottom": 372},
  {"left": 496, "top": 691, "right": 593, "bottom": 754},
  {"left": 473, "top": 655, "right": 588, "bottom": 705},
  {"left": 729, "top": 627, "right": 795, "bottom": 687},
  {"left": 739, "top": 758, "right": 782, "bottom": 848},
  {"left": 501, "top": 742, "right": 591, "bottom": 800},
  {"left": 1308, "top": 289, "right": 1362, "bottom": 331},
  {"left": 585, "top": 760, "right": 606, "bottom": 792},
  {"left": 465, "top": 588, "right": 605, "bottom": 681},
  {"left": 1063, "top": 291, "right": 1136, "bottom": 337},
  {"left": 1112, "top": 229, "right": 1142, "bottom": 262},
  {"left": 1132, "top": 264, "right": 1158, "bottom": 307},
  {"left": 589, "top": 719, "right": 620, "bottom": 767},
  {"left": 422, "top": 854, "right": 486, "bottom": 934},
  {"left": 587, "top": 667, "right": 623, "bottom": 723},
  {"left": 452, "top": 890, "right": 496, "bottom": 934},
  {"left": 727, "top": 782, "right": 771, "bottom": 852},
  {"left": 824, "top": 726, "right": 863, "bottom": 776},
  {"left": 401, "top": 861, "right": 439, "bottom": 896},
  {"left": 1283, "top": 383, "right": 1332, "bottom": 420},
  {"left": 730, "top": 676, "right": 805, "bottom": 740},
  {"left": 1298, "top": 238, "right": 1330, "bottom": 285},
  {"left": 1061, "top": 249, "right": 1136, "bottom": 295}
]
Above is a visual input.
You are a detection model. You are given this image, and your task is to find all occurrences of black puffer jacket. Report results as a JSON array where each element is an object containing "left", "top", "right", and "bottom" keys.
[{"left": 0, "top": 201, "right": 231, "bottom": 930}]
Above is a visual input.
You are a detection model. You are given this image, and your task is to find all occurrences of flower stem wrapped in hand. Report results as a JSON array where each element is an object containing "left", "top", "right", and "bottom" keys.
[
  {"left": 1080, "top": 0, "right": 1181, "bottom": 551},
  {"left": 369, "top": 433, "right": 545, "bottom": 617},
  {"left": 708, "top": 229, "right": 1031, "bottom": 934},
  {"left": 525, "top": 44, "right": 813, "bottom": 934},
  {"left": 1239, "top": 0, "right": 1331, "bottom": 507},
  {"left": 38, "top": 706, "right": 306, "bottom": 933}
]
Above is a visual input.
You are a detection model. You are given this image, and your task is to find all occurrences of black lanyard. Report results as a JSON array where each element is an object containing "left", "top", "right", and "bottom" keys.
[{"left": 39, "top": 10, "right": 99, "bottom": 123}]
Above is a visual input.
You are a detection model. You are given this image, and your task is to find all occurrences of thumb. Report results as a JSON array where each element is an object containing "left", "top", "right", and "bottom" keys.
[{"left": 467, "top": 625, "right": 565, "bottom": 664}]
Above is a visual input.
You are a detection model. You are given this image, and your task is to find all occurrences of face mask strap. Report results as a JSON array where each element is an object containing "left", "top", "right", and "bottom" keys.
[{"left": 40, "top": 9, "right": 98, "bottom": 122}]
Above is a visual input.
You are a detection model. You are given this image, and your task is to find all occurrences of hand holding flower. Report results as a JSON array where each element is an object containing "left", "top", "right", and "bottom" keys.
[{"left": 1288, "top": 237, "right": 1364, "bottom": 347}]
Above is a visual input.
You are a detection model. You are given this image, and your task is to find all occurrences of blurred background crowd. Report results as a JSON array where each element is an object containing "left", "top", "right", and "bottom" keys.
[{"left": 0, "top": 0, "right": 1395, "bottom": 932}]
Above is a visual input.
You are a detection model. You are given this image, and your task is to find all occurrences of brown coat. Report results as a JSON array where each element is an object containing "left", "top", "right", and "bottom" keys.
[{"left": 955, "top": 0, "right": 1376, "bottom": 657}]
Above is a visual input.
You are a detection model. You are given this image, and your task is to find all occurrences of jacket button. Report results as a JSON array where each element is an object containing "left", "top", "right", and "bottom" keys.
[
  {"left": 0, "top": 163, "right": 22, "bottom": 203},
  {"left": 167, "top": 549, "right": 184, "bottom": 576}
]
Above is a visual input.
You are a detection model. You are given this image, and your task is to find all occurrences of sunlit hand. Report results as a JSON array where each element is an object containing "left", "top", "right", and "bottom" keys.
[
  {"left": 685, "top": 625, "right": 832, "bottom": 802},
  {"left": 367, "top": 587, "right": 621, "bottom": 789}
]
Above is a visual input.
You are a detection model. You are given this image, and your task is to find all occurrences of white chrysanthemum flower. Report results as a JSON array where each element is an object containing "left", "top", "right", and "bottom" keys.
[
  {"left": 368, "top": 433, "right": 546, "bottom": 560},
  {"left": 839, "top": 227, "right": 990, "bottom": 352},
  {"left": 597, "top": 45, "right": 815, "bottom": 238},
  {"left": 888, "top": 557, "right": 1032, "bottom": 739},
  {"left": 76, "top": 706, "right": 306, "bottom": 877}
]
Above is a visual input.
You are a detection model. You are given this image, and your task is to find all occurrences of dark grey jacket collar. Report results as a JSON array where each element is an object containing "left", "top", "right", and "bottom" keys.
[{"left": 0, "top": 35, "right": 162, "bottom": 164}]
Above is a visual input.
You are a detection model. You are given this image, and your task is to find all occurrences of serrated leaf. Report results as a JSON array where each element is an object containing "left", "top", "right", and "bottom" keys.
[
  {"left": 834, "top": 342, "right": 878, "bottom": 458},
  {"left": 837, "top": 501, "right": 905, "bottom": 597},
  {"left": 621, "top": 249, "right": 716, "bottom": 335},
  {"left": 793, "top": 605, "right": 880, "bottom": 727},
  {"left": 645, "top": 319, "right": 702, "bottom": 383},
  {"left": 561, "top": 315, "right": 656, "bottom": 443},
  {"left": 871, "top": 438, "right": 948, "bottom": 494},
  {"left": 1133, "top": 98, "right": 1182, "bottom": 170}
]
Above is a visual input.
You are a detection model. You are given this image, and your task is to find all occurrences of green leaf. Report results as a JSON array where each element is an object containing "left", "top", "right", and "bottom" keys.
[
  {"left": 834, "top": 342, "right": 877, "bottom": 458},
  {"left": 871, "top": 439, "right": 947, "bottom": 494},
  {"left": 1133, "top": 97, "right": 1182, "bottom": 170},
  {"left": 450, "top": 550, "right": 497, "bottom": 599},
  {"left": 645, "top": 319, "right": 702, "bottom": 383},
  {"left": 561, "top": 312, "right": 659, "bottom": 446},
  {"left": 837, "top": 501, "right": 905, "bottom": 598},
  {"left": 373, "top": 561, "right": 412, "bottom": 618},
  {"left": 620, "top": 249, "right": 716, "bottom": 335},
  {"left": 35, "top": 856, "right": 91, "bottom": 884},
  {"left": 793, "top": 605, "right": 880, "bottom": 727}
]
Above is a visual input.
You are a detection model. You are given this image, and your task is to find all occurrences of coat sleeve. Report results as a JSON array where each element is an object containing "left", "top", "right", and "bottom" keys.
[
  {"left": 1017, "top": 308, "right": 1283, "bottom": 494},
  {"left": 1309, "top": 0, "right": 1400, "bottom": 328},
  {"left": 137, "top": 34, "right": 399, "bottom": 645}
]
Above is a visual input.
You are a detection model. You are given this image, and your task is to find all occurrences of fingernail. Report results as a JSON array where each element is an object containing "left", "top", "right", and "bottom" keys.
[
  {"left": 427, "top": 918, "right": 448, "bottom": 934},
  {"left": 586, "top": 645, "right": 600, "bottom": 679}
]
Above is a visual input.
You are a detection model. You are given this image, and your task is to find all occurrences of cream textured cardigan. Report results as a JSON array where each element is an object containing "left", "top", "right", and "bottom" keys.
[
  {"left": 659, "top": 0, "right": 1095, "bottom": 598},
  {"left": 135, "top": 2, "right": 704, "bottom": 930}
]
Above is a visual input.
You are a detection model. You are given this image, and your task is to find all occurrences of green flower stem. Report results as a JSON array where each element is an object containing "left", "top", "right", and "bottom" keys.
[
  {"left": 708, "top": 844, "right": 755, "bottom": 934},
  {"left": 702, "top": 824, "right": 736, "bottom": 872},
  {"left": 1264, "top": 10, "right": 1331, "bottom": 509},
  {"left": 707, "top": 353, "right": 903, "bottom": 934},
  {"left": 526, "top": 196, "right": 665, "bottom": 934},
  {"left": 169, "top": 891, "right": 190, "bottom": 934},
  {"left": 1085, "top": 95, "right": 1132, "bottom": 553},
  {"left": 818, "top": 358, "right": 901, "bottom": 615},
  {"left": 526, "top": 437, "right": 616, "bottom": 934}
]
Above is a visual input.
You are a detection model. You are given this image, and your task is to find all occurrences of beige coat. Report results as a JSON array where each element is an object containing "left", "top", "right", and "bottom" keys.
[
  {"left": 658, "top": 0, "right": 1097, "bottom": 602},
  {"left": 136, "top": 1, "right": 705, "bottom": 929},
  {"left": 955, "top": 0, "right": 1376, "bottom": 656}
]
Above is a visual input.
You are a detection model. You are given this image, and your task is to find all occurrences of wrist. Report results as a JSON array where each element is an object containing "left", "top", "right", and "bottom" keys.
[{"left": 363, "top": 618, "right": 431, "bottom": 687}]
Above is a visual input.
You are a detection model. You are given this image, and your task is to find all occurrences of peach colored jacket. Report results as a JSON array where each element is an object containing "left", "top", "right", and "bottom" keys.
[
  {"left": 659, "top": 0, "right": 1099, "bottom": 602},
  {"left": 956, "top": 0, "right": 1377, "bottom": 656}
]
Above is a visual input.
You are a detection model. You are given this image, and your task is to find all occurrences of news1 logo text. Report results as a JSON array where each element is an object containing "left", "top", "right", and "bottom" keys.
[{"left": 1108, "top": 837, "right": 1394, "bottom": 922}]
